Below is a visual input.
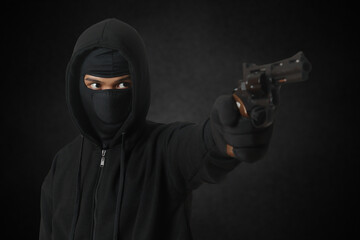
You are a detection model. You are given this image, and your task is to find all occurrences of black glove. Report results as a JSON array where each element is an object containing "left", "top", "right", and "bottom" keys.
[{"left": 210, "top": 95, "right": 274, "bottom": 162}]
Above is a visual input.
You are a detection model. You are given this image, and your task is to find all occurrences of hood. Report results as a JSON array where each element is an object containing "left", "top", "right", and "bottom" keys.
[{"left": 65, "top": 18, "right": 150, "bottom": 149}]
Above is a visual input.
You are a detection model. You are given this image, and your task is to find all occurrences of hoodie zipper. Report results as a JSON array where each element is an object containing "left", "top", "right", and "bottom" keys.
[{"left": 92, "top": 149, "right": 107, "bottom": 240}]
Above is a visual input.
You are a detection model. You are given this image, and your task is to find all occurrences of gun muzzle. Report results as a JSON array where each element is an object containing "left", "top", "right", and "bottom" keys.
[{"left": 270, "top": 51, "right": 312, "bottom": 84}]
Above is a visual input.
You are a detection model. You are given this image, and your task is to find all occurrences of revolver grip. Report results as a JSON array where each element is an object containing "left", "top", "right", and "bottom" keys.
[{"left": 232, "top": 93, "right": 250, "bottom": 118}]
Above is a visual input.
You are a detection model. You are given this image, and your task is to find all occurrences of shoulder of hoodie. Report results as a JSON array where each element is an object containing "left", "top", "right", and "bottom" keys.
[
  {"left": 45, "top": 134, "right": 83, "bottom": 174},
  {"left": 51, "top": 134, "right": 83, "bottom": 159}
]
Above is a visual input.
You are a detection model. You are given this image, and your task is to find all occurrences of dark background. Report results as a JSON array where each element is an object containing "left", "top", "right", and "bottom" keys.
[{"left": 2, "top": 0, "right": 357, "bottom": 239}]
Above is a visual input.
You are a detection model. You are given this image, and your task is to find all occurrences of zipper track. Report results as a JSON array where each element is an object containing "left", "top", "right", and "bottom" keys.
[{"left": 91, "top": 149, "right": 106, "bottom": 240}]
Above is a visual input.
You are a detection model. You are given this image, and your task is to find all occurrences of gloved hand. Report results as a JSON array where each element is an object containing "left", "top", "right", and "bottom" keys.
[{"left": 210, "top": 95, "right": 274, "bottom": 162}]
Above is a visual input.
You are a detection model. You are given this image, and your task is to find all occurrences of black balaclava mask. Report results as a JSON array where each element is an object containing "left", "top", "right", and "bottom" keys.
[{"left": 79, "top": 48, "right": 132, "bottom": 148}]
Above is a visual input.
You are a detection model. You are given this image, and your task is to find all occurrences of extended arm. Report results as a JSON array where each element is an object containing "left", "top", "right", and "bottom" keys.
[
  {"left": 161, "top": 53, "right": 311, "bottom": 193},
  {"left": 162, "top": 118, "right": 241, "bottom": 193},
  {"left": 162, "top": 94, "right": 274, "bottom": 194}
]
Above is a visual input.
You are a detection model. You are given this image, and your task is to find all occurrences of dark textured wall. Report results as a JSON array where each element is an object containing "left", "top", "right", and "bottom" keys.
[{"left": 2, "top": 0, "right": 356, "bottom": 239}]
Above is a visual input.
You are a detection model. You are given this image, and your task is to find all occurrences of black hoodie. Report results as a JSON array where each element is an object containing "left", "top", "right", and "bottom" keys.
[{"left": 39, "top": 18, "right": 241, "bottom": 240}]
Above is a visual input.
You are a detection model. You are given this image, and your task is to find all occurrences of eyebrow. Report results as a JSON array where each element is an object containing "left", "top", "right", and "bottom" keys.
[{"left": 84, "top": 76, "right": 132, "bottom": 83}]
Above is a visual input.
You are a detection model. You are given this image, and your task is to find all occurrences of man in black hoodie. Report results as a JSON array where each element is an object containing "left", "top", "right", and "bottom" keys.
[{"left": 39, "top": 18, "right": 274, "bottom": 240}]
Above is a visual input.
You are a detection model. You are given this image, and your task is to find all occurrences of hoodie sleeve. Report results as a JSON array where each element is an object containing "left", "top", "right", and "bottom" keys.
[
  {"left": 39, "top": 152, "right": 58, "bottom": 240},
  {"left": 163, "top": 118, "right": 241, "bottom": 193}
]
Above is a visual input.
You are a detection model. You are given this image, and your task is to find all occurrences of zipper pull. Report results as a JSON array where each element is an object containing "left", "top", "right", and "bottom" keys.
[{"left": 100, "top": 149, "right": 106, "bottom": 167}]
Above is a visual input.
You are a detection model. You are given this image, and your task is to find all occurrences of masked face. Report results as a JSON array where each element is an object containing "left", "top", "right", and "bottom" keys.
[
  {"left": 79, "top": 48, "right": 132, "bottom": 148},
  {"left": 79, "top": 79, "right": 132, "bottom": 124}
]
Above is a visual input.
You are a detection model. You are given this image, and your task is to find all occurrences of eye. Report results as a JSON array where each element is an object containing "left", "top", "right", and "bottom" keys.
[
  {"left": 117, "top": 81, "right": 132, "bottom": 89},
  {"left": 89, "top": 83, "right": 101, "bottom": 90}
]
